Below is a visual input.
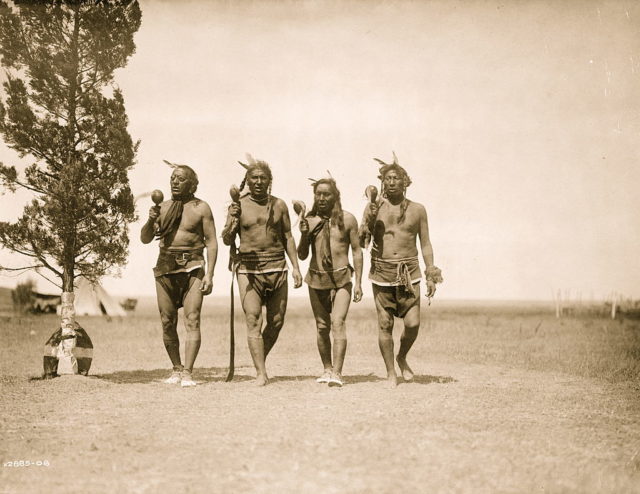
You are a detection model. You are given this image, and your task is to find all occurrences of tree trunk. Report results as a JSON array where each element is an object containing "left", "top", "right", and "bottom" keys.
[
  {"left": 57, "top": 5, "right": 81, "bottom": 375},
  {"left": 57, "top": 291, "right": 77, "bottom": 375},
  {"left": 61, "top": 269, "right": 76, "bottom": 336}
]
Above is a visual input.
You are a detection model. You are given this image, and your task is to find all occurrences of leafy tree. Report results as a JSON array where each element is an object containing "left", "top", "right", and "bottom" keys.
[
  {"left": 0, "top": 0, "right": 141, "bottom": 318},
  {"left": 11, "top": 277, "right": 34, "bottom": 313}
]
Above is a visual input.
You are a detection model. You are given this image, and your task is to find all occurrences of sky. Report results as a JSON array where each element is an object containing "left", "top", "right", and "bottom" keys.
[{"left": 1, "top": 0, "right": 639, "bottom": 301}]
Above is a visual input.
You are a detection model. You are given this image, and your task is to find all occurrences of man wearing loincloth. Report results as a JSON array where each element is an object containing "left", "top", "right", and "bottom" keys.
[
  {"left": 297, "top": 177, "right": 363, "bottom": 387},
  {"left": 141, "top": 164, "right": 217, "bottom": 387},
  {"left": 222, "top": 156, "right": 302, "bottom": 386},
  {"left": 361, "top": 153, "right": 442, "bottom": 388}
]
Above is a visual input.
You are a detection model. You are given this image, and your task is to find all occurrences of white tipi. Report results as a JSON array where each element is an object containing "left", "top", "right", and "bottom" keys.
[{"left": 71, "top": 277, "right": 127, "bottom": 317}]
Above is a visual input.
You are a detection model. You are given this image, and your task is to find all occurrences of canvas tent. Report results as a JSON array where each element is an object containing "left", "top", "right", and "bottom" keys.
[
  {"left": 68, "top": 277, "right": 127, "bottom": 317},
  {"left": 32, "top": 292, "right": 61, "bottom": 313}
]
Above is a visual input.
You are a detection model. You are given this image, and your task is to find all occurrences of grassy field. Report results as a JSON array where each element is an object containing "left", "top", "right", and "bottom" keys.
[{"left": 1, "top": 298, "right": 639, "bottom": 493}]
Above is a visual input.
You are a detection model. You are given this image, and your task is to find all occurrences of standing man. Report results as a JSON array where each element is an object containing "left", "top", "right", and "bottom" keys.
[
  {"left": 361, "top": 153, "right": 442, "bottom": 388},
  {"left": 222, "top": 156, "right": 302, "bottom": 386},
  {"left": 141, "top": 163, "right": 217, "bottom": 387},
  {"left": 297, "top": 177, "right": 363, "bottom": 387}
]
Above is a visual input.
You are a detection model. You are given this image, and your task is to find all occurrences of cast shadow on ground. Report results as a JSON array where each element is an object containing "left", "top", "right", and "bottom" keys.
[
  {"left": 266, "top": 373, "right": 457, "bottom": 385},
  {"left": 29, "top": 366, "right": 458, "bottom": 385},
  {"left": 406, "top": 375, "right": 457, "bottom": 385},
  {"left": 262, "top": 373, "right": 382, "bottom": 384},
  {"left": 94, "top": 367, "right": 253, "bottom": 384},
  {"left": 39, "top": 369, "right": 456, "bottom": 386}
]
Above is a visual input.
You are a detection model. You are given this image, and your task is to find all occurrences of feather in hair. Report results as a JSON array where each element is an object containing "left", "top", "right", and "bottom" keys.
[
  {"left": 163, "top": 159, "right": 178, "bottom": 169},
  {"left": 245, "top": 153, "right": 257, "bottom": 166}
]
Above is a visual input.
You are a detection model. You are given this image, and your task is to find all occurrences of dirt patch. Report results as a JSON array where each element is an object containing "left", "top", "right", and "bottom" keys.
[{"left": 1, "top": 308, "right": 639, "bottom": 493}]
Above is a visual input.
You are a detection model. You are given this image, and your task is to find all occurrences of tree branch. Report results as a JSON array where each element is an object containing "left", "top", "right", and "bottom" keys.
[
  {"left": 14, "top": 145, "right": 64, "bottom": 173},
  {"left": 10, "top": 178, "right": 46, "bottom": 195},
  {"left": 0, "top": 264, "right": 44, "bottom": 272},
  {"left": 26, "top": 231, "right": 62, "bottom": 278},
  {"left": 28, "top": 97, "right": 69, "bottom": 123},
  {"left": 0, "top": 245, "right": 37, "bottom": 258},
  {"left": 34, "top": 269, "right": 62, "bottom": 290}
]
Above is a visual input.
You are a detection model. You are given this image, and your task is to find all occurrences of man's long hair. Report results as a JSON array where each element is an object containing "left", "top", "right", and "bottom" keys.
[{"left": 307, "top": 178, "right": 344, "bottom": 230}]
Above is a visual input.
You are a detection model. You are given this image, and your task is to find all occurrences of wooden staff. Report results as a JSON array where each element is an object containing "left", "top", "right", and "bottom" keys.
[{"left": 226, "top": 185, "right": 240, "bottom": 382}]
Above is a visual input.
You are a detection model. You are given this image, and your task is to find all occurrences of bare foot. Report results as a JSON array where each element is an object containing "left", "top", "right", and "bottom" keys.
[
  {"left": 384, "top": 374, "right": 398, "bottom": 389},
  {"left": 396, "top": 356, "right": 414, "bottom": 382},
  {"left": 254, "top": 374, "right": 269, "bottom": 387}
]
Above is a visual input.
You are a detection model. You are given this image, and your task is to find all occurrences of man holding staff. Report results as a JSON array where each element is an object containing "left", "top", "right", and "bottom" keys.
[
  {"left": 222, "top": 156, "right": 302, "bottom": 386},
  {"left": 297, "top": 177, "right": 363, "bottom": 387},
  {"left": 141, "top": 162, "right": 217, "bottom": 387},
  {"left": 361, "top": 153, "right": 442, "bottom": 388}
]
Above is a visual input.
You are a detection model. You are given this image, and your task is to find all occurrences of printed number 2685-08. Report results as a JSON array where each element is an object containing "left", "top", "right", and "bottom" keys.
[{"left": 3, "top": 460, "right": 50, "bottom": 467}]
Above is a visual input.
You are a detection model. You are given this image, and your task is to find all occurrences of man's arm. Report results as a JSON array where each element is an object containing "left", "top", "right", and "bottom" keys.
[
  {"left": 366, "top": 200, "right": 379, "bottom": 233},
  {"left": 347, "top": 213, "right": 363, "bottom": 303},
  {"left": 417, "top": 204, "right": 436, "bottom": 297},
  {"left": 358, "top": 200, "right": 380, "bottom": 249},
  {"left": 140, "top": 205, "right": 160, "bottom": 244},
  {"left": 358, "top": 204, "right": 370, "bottom": 248},
  {"left": 201, "top": 203, "right": 218, "bottom": 295},
  {"left": 279, "top": 200, "right": 302, "bottom": 288},
  {"left": 297, "top": 216, "right": 310, "bottom": 260},
  {"left": 221, "top": 202, "right": 240, "bottom": 246}
]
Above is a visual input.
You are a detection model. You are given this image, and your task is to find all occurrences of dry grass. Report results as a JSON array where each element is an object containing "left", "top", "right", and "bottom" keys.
[
  {"left": 1, "top": 299, "right": 639, "bottom": 493},
  {"left": 420, "top": 304, "right": 640, "bottom": 383}
]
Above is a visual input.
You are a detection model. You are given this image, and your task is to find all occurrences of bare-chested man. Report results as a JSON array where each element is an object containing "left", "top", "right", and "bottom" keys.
[
  {"left": 222, "top": 157, "right": 302, "bottom": 386},
  {"left": 297, "top": 178, "right": 363, "bottom": 387},
  {"left": 141, "top": 164, "right": 217, "bottom": 387},
  {"left": 361, "top": 154, "right": 442, "bottom": 388}
]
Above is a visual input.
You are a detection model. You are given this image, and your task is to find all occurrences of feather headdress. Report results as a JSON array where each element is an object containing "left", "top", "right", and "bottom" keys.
[
  {"left": 308, "top": 170, "right": 335, "bottom": 185},
  {"left": 237, "top": 153, "right": 259, "bottom": 170},
  {"left": 373, "top": 151, "right": 399, "bottom": 168},
  {"left": 373, "top": 152, "right": 411, "bottom": 187}
]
